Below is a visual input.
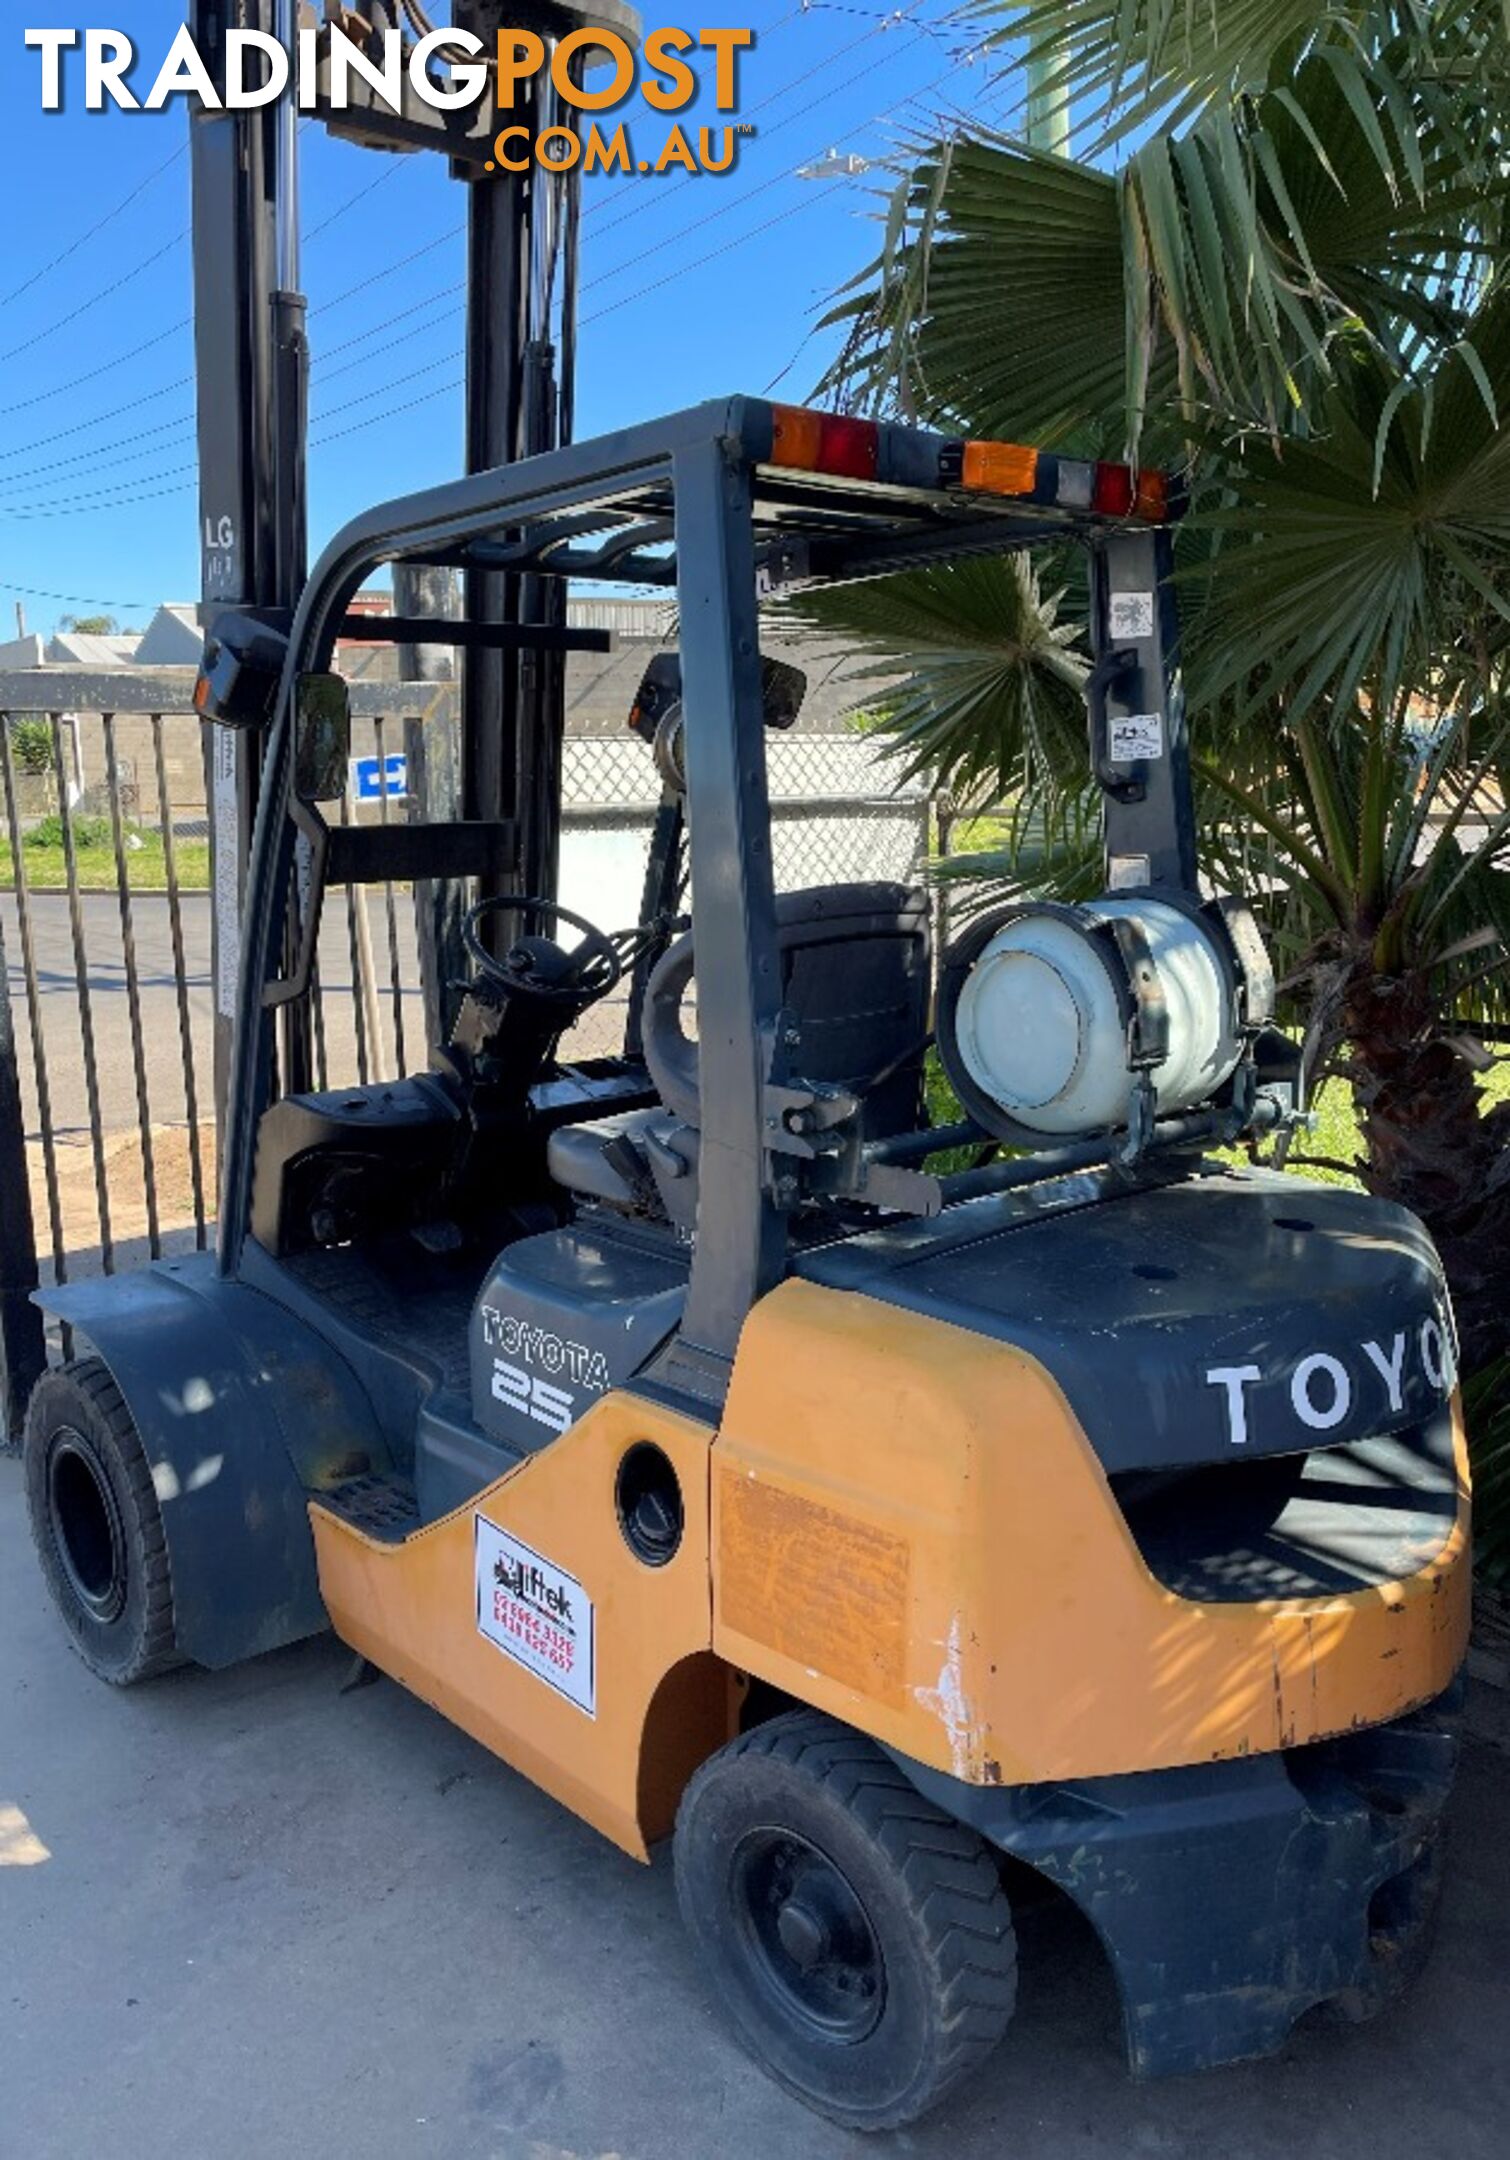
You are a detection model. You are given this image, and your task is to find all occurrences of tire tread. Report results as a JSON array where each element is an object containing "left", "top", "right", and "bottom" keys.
[
  {"left": 676, "top": 1708, "right": 1016, "bottom": 2127},
  {"left": 24, "top": 1356, "right": 181, "bottom": 1684}
]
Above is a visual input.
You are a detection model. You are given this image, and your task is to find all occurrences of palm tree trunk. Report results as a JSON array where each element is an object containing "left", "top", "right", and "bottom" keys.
[{"left": 1344, "top": 972, "right": 1510, "bottom": 1370}]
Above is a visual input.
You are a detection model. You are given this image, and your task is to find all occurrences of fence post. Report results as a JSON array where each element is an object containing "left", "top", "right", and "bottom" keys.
[
  {"left": 0, "top": 897, "right": 45, "bottom": 1449},
  {"left": 396, "top": 563, "right": 466, "bottom": 1055}
]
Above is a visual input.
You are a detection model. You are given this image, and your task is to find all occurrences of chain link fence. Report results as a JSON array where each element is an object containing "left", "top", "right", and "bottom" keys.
[{"left": 0, "top": 672, "right": 938, "bottom": 1348}]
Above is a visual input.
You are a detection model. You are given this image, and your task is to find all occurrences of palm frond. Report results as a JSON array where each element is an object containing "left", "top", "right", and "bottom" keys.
[
  {"left": 776, "top": 553, "right": 1090, "bottom": 801},
  {"left": 826, "top": 19, "right": 1510, "bottom": 455},
  {"left": 980, "top": 1, "right": 1510, "bottom": 169},
  {"left": 1181, "top": 300, "right": 1510, "bottom": 725}
]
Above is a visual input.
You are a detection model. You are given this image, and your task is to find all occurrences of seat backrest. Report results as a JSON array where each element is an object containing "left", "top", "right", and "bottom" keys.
[{"left": 643, "top": 881, "right": 932, "bottom": 1141}]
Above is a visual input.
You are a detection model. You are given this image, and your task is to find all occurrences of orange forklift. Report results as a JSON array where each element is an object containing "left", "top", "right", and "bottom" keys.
[{"left": 24, "top": 398, "right": 1467, "bottom": 2127}]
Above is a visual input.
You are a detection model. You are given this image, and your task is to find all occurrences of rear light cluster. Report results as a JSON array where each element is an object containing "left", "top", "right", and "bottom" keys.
[
  {"left": 765, "top": 402, "right": 1176, "bottom": 524},
  {"left": 769, "top": 404, "right": 878, "bottom": 482}
]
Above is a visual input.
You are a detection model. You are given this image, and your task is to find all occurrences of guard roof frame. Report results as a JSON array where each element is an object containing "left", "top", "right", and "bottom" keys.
[{"left": 222, "top": 397, "right": 1191, "bottom": 1391}]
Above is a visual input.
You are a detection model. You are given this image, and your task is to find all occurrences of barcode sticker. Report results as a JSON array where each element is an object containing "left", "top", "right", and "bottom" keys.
[
  {"left": 1109, "top": 592, "right": 1155, "bottom": 640},
  {"left": 1109, "top": 712, "right": 1163, "bottom": 763}
]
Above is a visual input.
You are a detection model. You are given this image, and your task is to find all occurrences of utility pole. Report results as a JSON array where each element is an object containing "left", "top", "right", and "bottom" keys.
[{"left": 1024, "top": 34, "right": 1071, "bottom": 155}]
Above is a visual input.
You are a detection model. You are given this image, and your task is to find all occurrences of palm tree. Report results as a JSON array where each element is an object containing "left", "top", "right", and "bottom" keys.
[{"left": 790, "top": 2, "right": 1510, "bottom": 1381}]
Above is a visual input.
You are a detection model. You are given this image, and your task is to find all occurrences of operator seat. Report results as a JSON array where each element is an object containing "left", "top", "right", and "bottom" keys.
[{"left": 546, "top": 881, "right": 932, "bottom": 1223}]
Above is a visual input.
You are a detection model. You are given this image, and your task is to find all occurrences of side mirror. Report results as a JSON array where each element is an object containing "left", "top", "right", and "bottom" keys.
[{"left": 293, "top": 674, "right": 350, "bottom": 803}]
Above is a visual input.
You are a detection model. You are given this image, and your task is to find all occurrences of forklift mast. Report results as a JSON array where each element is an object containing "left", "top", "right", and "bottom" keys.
[{"left": 188, "top": 0, "right": 643, "bottom": 1085}]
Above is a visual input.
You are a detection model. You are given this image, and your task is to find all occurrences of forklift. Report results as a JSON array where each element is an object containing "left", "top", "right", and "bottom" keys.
[{"left": 23, "top": 397, "right": 1468, "bottom": 2128}]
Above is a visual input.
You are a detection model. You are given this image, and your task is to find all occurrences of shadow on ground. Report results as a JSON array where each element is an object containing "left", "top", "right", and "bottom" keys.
[{"left": 3, "top": 1455, "right": 1508, "bottom": 2160}]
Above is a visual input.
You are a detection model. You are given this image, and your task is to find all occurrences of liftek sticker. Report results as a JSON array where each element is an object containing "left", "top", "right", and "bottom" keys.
[
  {"left": 1109, "top": 591, "right": 1156, "bottom": 640},
  {"left": 1109, "top": 712, "right": 1164, "bottom": 763},
  {"left": 475, "top": 1516, "right": 595, "bottom": 1716}
]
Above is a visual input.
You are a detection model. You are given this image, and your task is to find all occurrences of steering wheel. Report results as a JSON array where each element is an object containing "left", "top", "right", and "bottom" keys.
[{"left": 462, "top": 895, "right": 623, "bottom": 1007}]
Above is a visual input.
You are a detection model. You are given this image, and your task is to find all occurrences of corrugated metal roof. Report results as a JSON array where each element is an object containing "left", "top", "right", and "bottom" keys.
[
  {"left": 566, "top": 597, "right": 672, "bottom": 638},
  {"left": 46, "top": 633, "right": 142, "bottom": 667}
]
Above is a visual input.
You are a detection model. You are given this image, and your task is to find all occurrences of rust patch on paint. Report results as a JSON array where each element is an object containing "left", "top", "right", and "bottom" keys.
[{"left": 717, "top": 1469, "right": 910, "bottom": 1707}]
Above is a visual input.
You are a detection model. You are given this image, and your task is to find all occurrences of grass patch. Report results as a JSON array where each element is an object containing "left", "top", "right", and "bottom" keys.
[
  {"left": 1250, "top": 1057, "right": 1510, "bottom": 1188},
  {"left": 923, "top": 1045, "right": 1510, "bottom": 1189},
  {"left": 0, "top": 827, "right": 211, "bottom": 892}
]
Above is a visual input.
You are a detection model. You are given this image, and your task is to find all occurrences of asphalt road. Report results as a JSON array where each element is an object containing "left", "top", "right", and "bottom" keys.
[
  {"left": 3, "top": 1454, "right": 1509, "bottom": 2160},
  {"left": 1, "top": 886, "right": 627, "bottom": 1149},
  {"left": 0, "top": 888, "right": 424, "bottom": 1138}
]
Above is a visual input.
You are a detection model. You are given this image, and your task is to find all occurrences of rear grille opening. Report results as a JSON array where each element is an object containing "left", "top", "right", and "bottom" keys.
[{"left": 1109, "top": 1420, "right": 1459, "bottom": 1602}]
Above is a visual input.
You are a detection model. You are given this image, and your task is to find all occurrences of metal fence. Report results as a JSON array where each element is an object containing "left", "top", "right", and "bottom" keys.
[{"left": 0, "top": 665, "right": 936, "bottom": 1433}]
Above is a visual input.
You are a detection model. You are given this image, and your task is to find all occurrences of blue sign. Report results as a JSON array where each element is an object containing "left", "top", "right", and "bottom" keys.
[{"left": 350, "top": 752, "right": 409, "bottom": 804}]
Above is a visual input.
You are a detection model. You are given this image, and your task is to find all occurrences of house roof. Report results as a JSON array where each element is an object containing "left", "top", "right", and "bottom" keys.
[
  {"left": 132, "top": 605, "right": 203, "bottom": 667},
  {"left": 45, "top": 632, "right": 141, "bottom": 667}
]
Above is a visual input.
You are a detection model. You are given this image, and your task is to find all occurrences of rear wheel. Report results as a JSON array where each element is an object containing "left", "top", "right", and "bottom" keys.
[
  {"left": 23, "top": 1358, "right": 181, "bottom": 1685},
  {"left": 674, "top": 1710, "right": 1017, "bottom": 2129}
]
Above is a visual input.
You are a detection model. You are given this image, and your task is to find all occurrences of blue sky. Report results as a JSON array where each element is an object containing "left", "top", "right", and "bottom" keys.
[{"left": 0, "top": 2, "right": 1024, "bottom": 634}]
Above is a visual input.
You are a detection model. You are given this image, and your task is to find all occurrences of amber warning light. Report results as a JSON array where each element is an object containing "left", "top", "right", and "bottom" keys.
[{"left": 765, "top": 405, "right": 1177, "bottom": 524}]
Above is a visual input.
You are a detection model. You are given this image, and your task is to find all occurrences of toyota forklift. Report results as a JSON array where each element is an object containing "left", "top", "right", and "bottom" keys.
[{"left": 24, "top": 399, "right": 1468, "bottom": 2130}]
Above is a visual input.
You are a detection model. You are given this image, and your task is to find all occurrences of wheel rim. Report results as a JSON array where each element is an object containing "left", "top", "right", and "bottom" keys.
[
  {"left": 47, "top": 1429, "right": 127, "bottom": 1622},
  {"left": 730, "top": 1828, "right": 886, "bottom": 2043}
]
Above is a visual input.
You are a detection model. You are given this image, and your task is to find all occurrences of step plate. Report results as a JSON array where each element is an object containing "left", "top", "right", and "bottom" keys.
[{"left": 317, "top": 1473, "right": 421, "bottom": 1543}]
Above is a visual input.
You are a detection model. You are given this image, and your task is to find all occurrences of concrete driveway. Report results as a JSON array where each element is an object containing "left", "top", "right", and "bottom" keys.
[{"left": 3, "top": 1452, "right": 1509, "bottom": 2160}]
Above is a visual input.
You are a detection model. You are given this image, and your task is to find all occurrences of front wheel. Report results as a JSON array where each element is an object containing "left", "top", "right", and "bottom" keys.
[
  {"left": 24, "top": 1357, "right": 182, "bottom": 1685},
  {"left": 673, "top": 1710, "right": 1017, "bottom": 2129}
]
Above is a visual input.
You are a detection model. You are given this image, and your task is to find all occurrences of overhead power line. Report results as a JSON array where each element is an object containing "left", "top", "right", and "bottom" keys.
[
  {"left": 0, "top": 577, "right": 153, "bottom": 609},
  {"left": 0, "top": 235, "right": 189, "bottom": 368},
  {"left": 0, "top": 379, "right": 189, "bottom": 464},
  {"left": 0, "top": 412, "right": 196, "bottom": 492},
  {"left": 7, "top": 59, "right": 953, "bottom": 514},
  {"left": 2, "top": 14, "right": 962, "bottom": 527},
  {"left": 292, "top": 3, "right": 921, "bottom": 319},
  {"left": 0, "top": 3, "right": 941, "bottom": 464},
  {"left": 0, "top": 327, "right": 192, "bottom": 420},
  {"left": 0, "top": 10, "right": 822, "bottom": 362},
  {"left": 587, "top": 4, "right": 915, "bottom": 243},
  {"left": 0, "top": 141, "right": 187, "bottom": 310}
]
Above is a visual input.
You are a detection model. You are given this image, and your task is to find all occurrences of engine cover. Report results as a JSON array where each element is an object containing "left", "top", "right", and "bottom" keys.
[
  {"left": 471, "top": 1221, "right": 688, "bottom": 1452},
  {"left": 796, "top": 1167, "right": 1456, "bottom": 1473}
]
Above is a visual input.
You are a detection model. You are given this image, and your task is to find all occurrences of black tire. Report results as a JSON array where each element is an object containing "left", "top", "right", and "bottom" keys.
[
  {"left": 674, "top": 1710, "right": 1017, "bottom": 2130},
  {"left": 23, "top": 1357, "right": 182, "bottom": 1685}
]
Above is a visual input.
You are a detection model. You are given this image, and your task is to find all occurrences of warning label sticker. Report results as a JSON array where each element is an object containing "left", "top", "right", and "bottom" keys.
[
  {"left": 1109, "top": 591, "right": 1156, "bottom": 640},
  {"left": 475, "top": 1516, "right": 595, "bottom": 1717},
  {"left": 1109, "top": 712, "right": 1164, "bottom": 764}
]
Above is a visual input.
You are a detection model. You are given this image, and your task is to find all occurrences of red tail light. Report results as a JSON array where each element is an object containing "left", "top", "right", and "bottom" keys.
[
  {"left": 769, "top": 405, "right": 879, "bottom": 481},
  {"left": 1092, "top": 461, "right": 1136, "bottom": 517}
]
